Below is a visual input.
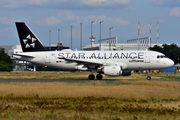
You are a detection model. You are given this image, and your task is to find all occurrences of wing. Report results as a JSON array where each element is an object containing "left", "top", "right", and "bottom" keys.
[{"left": 58, "top": 57, "right": 127, "bottom": 69}]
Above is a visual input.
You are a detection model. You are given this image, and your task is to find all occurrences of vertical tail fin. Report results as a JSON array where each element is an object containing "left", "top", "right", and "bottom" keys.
[{"left": 15, "top": 22, "right": 47, "bottom": 52}]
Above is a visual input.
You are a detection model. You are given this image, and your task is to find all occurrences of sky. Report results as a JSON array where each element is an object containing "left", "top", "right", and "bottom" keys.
[{"left": 1, "top": 0, "right": 180, "bottom": 50}]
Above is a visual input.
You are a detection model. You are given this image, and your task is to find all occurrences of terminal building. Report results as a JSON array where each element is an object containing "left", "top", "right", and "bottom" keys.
[{"left": 83, "top": 36, "right": 162, "bottom": 51}]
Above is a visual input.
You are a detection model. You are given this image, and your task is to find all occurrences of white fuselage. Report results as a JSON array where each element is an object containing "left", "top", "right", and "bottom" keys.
[{"left": 13, "top": 50, "right": 174, "bottom": 71}]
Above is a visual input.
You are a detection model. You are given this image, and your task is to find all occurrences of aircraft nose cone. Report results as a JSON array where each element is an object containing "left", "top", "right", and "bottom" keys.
[{"left": 168, "top": 59, "right": 174, "bottom": 67}]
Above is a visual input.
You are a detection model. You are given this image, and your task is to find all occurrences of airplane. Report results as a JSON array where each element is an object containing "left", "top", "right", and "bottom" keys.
[{"left": 12, "top": 22, "right": 174, "bottom": 80}]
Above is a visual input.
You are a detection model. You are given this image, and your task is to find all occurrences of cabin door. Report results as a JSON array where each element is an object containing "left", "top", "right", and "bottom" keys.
[{"left": 45, "top": 53, "right": 51, "bottom": 63}]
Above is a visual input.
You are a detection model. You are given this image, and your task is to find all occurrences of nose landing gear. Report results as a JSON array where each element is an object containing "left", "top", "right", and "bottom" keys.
[
  {"left": 146, "top": 70, "right": 151, "bottom": 80},
  {"left": 147, "top": 76, "right": 151, "bottom": 80}
]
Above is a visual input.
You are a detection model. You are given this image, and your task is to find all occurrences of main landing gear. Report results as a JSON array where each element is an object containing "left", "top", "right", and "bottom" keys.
[{"left": 88, "top": 73, "right": 103, "bottom": 80}]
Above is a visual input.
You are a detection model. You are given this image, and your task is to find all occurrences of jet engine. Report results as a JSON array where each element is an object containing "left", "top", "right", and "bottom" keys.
[{"left": 103, "top": 66, "right": 131, "bottom": 76}]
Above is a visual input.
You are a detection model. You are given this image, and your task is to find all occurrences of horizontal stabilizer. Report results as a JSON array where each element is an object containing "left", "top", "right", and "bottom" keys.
[{"left": 12, "top": 53, "right": 34, "bottom": 58}]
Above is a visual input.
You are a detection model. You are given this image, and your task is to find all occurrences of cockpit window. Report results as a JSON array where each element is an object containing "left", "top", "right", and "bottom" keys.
[{"left": 157, "top": 55, "right": 167, "bottom": 59}]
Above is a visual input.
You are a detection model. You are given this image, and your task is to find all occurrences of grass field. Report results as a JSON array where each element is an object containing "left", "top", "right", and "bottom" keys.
[
  {"left": 0, "top": 72, "right": 180, "bottom": 120},
  {"left": 0, "top": 71, "right": 177, "bottom": 80}
]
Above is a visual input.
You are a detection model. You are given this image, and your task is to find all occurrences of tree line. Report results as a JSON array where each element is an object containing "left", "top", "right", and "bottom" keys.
[
  {"left": 0, "top": 49, "right": 13, "bottom": 71},
  {"left": 150, "top": 43, "right": 180, "bottom": 64}
]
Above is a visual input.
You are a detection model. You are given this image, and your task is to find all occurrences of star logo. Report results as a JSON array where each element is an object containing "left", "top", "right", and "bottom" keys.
[{"left": 23, "top": 35, "right": 37, "bottom": 48}]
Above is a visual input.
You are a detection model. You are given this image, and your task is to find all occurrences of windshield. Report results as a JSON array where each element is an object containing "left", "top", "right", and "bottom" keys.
[{"left": 157, "top": 55, "right": 167, "bottom": 59}]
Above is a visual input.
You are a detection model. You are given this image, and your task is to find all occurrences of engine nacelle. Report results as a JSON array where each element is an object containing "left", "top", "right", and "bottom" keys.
[
  {"left": 103, "top": 66, "right": 132, "bottom": 76},
  {"left": 103, "top": 66, "right": 122, "bottom": 76}
]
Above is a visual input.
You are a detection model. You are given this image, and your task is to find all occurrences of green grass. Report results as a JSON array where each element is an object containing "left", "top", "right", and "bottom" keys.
[
  {"left": 0, "top": 93, "right": 180, "bottom": 120},
  {"left": 0, "top": 72, "right": 180, "bottom": 119},
  {"left": 0, "top": 71, "right": 180, "bottom": 80}
]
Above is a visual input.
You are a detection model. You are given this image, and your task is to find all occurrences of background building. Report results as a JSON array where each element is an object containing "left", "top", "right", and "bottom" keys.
[{"left": 83, "top": 37, "right": 162, "bottom": 51}]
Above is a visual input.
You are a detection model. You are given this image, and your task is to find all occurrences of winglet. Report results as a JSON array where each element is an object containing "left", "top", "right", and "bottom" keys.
[{"left": 15, "top": 22, "right": 47, "bottom": 52}]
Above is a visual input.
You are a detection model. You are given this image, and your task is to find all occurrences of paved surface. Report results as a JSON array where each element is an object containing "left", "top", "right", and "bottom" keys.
[
  {"left": 1, "top": 77, "right": 180, "bottom": 83},
  {"left": 0, "top": 78, "right": 117, "bottom": 83}
]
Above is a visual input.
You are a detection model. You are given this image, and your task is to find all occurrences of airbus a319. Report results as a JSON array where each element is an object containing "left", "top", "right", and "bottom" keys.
[{"left": 12, "top": 22, "right": 174, "bottom": 80}]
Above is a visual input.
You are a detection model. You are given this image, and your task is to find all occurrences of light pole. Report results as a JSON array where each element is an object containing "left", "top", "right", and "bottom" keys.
[
  {"left": 80, "top": 22, "right": 82, "bottom": 50},
  {"left": 90, "top": 21, "right": 96, "bottom": 50},
  {"left": 109, "top": 27, "right": 114, "bottom": 50},
  {"left": 58, "top": 29, "right": 60, "bottom": 51},
  {"left": 99, "top": 21, "right": 104, "bottom": 50},
  {"left": 91, "top": 21, "right": 96, "bottom": 36},
  {"left": 109, "top": 27, "right": 114, "bottom": 38},
  {"left": 71, "top": 25, "right": 72, "bottom": 50},
  {"left": 49, "top": 30, "right": 51, "bottom": 50}
]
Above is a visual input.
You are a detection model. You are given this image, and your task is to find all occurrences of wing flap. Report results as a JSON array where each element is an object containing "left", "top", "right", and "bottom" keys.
[
  {"left": 58, "top": 57, "right": 127, "bottom": 69},
  {"left": 58, "top": 57, "right": 103, "bottom": 66}
]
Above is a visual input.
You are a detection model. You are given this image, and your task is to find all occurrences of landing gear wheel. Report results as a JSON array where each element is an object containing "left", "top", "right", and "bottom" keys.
[
  {"left": 147, "top": 76, "right": 151, "bottom": 80},
  {"left": 96, "top": 74, "right": 103, "bottom": 80},
  {"left": 88, "top": 74, "right": 95, "bottom": 80}
]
